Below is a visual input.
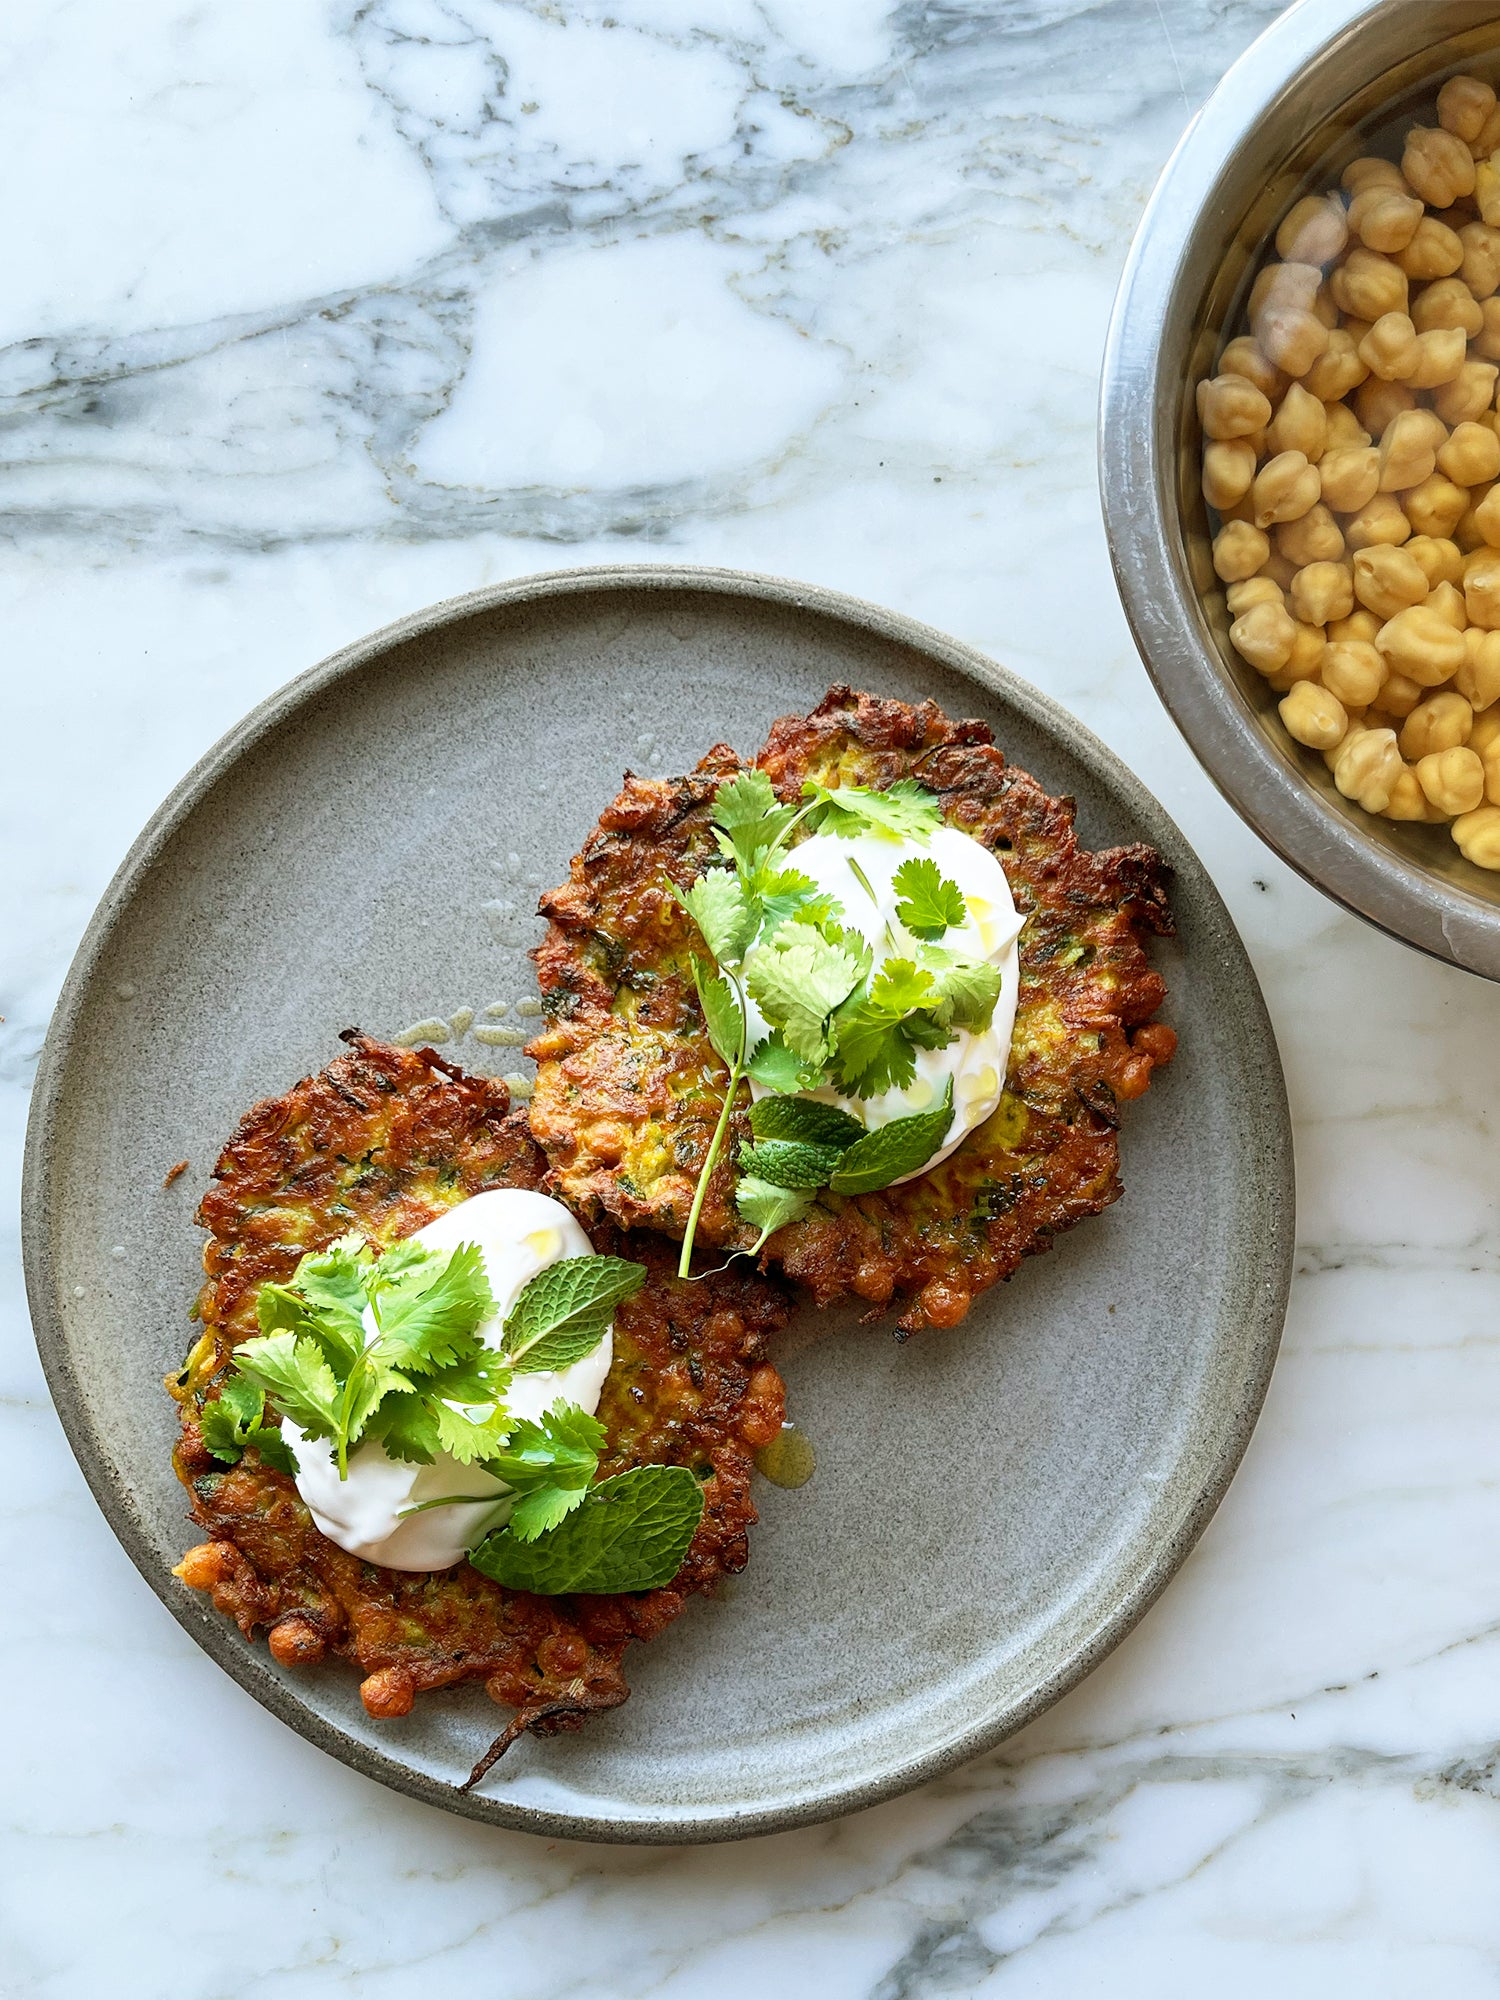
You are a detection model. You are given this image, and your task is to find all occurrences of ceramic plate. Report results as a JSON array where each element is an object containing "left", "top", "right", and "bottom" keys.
[{"left": 22, "top": 566, "right": 1292, "bottom": 1843}]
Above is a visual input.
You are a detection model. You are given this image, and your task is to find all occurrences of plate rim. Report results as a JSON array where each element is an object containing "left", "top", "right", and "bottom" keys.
[{"left": 21, "top": 561, "right": 1294, "bottom": 1844}]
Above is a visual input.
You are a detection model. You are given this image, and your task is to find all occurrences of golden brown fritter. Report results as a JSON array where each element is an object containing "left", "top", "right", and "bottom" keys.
[
  {"left": 528, "top": 687, "right": 1177, "bottom": 1335},
  {"left": 170, "top": 1034, "right": 789, "bottom": 1782}
]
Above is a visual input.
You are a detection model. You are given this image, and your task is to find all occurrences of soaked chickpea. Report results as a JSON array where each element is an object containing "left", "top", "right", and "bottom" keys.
[{"left": 1201, "top": 72, "right": 1500, "bottom": 862}]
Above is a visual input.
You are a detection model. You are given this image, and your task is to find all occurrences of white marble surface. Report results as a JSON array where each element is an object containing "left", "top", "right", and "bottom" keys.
[{"left": 7, "top": 0, "right": 1500, "bottom": 1991}]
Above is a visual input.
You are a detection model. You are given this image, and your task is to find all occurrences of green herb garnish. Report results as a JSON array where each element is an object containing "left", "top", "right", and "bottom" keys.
[
  {"left": 199, "top": 1372, "right": 300, "bottom": 1476},
  {"left": 499, "top": 1255, "right": 646, "bottom": 1374},
  {"left": 671, "top": 770, "right": 1001, "bottom": 1270},
  {"left": 469, "top": 1464, "right": 705, "bottom": 1594}
]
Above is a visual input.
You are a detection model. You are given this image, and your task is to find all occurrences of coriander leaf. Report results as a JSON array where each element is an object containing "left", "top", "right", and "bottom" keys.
[
  {"left": 369, "top": 1390, "right": 441, "bottom": 1464},
  {"left": 419, "top": 1348, "right": 512, "bottom": 1406},
  {"left": 368, "top": 1240, "right": 496, "bottom": 1373},
  {"left": 801, "top": 778, "right": 943, "bottom": 842},
  {"left": 893, "top": 855, "right": 968, "bottom": 939},
  {"left": 693, "top": 957, "right": 746, "bottom": 1069},
  {"left": 200, "top": 1397, "right": 249, "bottom": 1465},
  {"left": 738, "top": 1137, "right": 845, "bottom": 1189},
  {"left": 508, "top": 1483, "right": 591, "bottom": 1541},
  {"left": 676, "top": 868, "right": 757, "bottom": 968},
  {"left": 828, "top": 997, "right": 918, "bottom": 1096},
  {"left": 751, "top": 866, "right": 838, "bottom": 937},
  {"left": 747, "top": 1096, "right": 866, "bottom": 1148},
  {"left": 232, "top": 1330, "right": 345, "bottom": 1442},
  {"left": 216, "top": 1372, "right": 265, "bottom": 1429},
  {"left": 735, "top": 1174, "right": 816, "bottom": 1242},
  {"left": 745, "top": 926, "right": 864, "bottom": 1065},
  {"left": 469, "top": 1465, "right": 705, "bottom": 1594},
  {"left": 253, "top": 1427, "right": 300, "bottom": 1477},
  {"left": 711, "top": 768, "right": 783, "bottom": 833},
  {"left": 434, "top": 1400, "right": 515, "bottom": 1466},
  {"left": 289, "top": 1233, "right": 373, "bottom": 1353},
  {"left": 501, "top": 1255, "right": 646, "bottom": 1374},
  {"left": 868, "top": 957, "right": 938, "bottom": 1016},
  {"left": 746, "top": 1033, "right": 814, "bottom": 1093},
  {"left": 926, "top": 949, "right": 1003, "bottom": 1032},
  {"left": 828, "top": 1081, "right": 955, "bottom": 1195},
  {"left": 254, "top": 1282, "right": 315, "bottom": 1339}
]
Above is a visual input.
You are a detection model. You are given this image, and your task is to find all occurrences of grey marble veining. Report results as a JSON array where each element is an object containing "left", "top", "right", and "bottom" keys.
[{"left": 8, "top": 0, "right": 1500, "bottom": 1993}]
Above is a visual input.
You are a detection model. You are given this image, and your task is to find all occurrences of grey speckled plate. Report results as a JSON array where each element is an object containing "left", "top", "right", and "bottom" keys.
[{"left": 22, "top": 566, "right": 1292, "bottom": 1844}]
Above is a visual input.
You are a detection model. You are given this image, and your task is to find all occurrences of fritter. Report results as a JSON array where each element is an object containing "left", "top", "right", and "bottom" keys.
[
  {"left": 527, "top": 686, "right": 1177, "bottom": 1335},
  {"left": 170, "top": 1034, "right": 789, "bottom": 1784}
]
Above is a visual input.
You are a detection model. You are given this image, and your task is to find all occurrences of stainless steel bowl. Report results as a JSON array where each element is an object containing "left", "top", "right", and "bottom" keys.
[{"left": 1102, "top": 0, "right": 1500, "bottom": 978}]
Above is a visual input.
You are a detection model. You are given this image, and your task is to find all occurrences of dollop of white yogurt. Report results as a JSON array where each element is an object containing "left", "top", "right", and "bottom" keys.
[
  {"left": 283, "top": 1189, "right": 610, "bottom": 1571},
  {"left": 745, "top": 825, "right": 1024, "bottom": 1178}
]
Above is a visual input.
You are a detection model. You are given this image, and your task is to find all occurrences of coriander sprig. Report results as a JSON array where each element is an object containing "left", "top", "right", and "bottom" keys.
[{"left": 671, "top": 770, "right": 1004, "bottom": 1272}]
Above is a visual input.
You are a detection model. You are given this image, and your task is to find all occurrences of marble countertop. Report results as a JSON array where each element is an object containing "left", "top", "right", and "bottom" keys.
[{"left": 7, "top": 0, "right": 1500, "bottom": 1991}]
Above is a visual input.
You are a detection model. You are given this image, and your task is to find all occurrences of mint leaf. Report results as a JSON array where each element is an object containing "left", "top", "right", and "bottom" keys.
[
  {"left": 368, "top": 1240, "right": 496, "bottom": 1373},
  {"left": 745, "top": 925, "right": 865, "bottom": 1065},
  {"left": 738, "top": 1138, "right": 845, "bottom": 1188},
  {"left": 469, "top": 1465, "right": 705, "bottom": 1594},
  {"left": 693, "top": 957, "right": 745, "bottom": 1069},
  {"left": 747, "top": 1096, "right": 866, "bottom": 1148},
  {"left": 677, "top": 869, "right": 757, "bottom": 968},
  {"left": 893, "top": 856, "right": 967, "bottom": 939},
  {"left": 802, "top": 778, "right": 943, "bottom": 842},
  {"left": 746, "top": 1033, "right": 815, "bottom": 1093},
  {"left": 500, "top": 1255, "right": 645, "bottom": 1374},
  {"left": 828, "top": 1081, "right": 955, "bottom": 1194}
]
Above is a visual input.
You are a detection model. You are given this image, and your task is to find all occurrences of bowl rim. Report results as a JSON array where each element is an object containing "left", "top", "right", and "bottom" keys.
[
  {"left": 21, "top": 561, "right": 1293, "bottom": 1843},
  {"left": 1101, "top": 0, "right": 1500, "bottom": 982}
]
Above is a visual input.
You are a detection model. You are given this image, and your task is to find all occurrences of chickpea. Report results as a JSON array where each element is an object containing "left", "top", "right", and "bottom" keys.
[
  {"left": 1342, "top": 156, "right": 1407, "bottom": 196},
  {"left": 1318, "top": 444, "right": 1381, "bottom": 512},
  {"left": 1303, "top": 329, "right": 1368, "bottom": 403},
  {"left": 1404, "top": 473, "right": 1470, "bottom": 539},
  {"left": 1395, "top": 216, "right": 1465, "bottom": 280},
  {"left": 1472, "top": 484, "right": 1500, "bottom": 547},
  {"left": 1265, "top": 381, "right": 1327, "bottom": 460},
  {"left": 1457, "top": 626, "right": 1500, "bottom": 709},
  {"left": 1406, "top": 534, "right": 1465, "bottom": 586},
  {"left": 1275, "top": 503, "right": 1344, "bottom": 567},
  {"left": 1279, "top": 680, "right": 1348, "bottom": 748},
  {"left": 1250, "top": 260, "right": 1322, "bottom": 321},
  {"left": 1378, "top": 408, "right": 1440, "bottom": 491},
  {"left": 1276, "top": 191, "right": 1350, "bottom": 264},
  {"left": 1328, "top": 607, "right": 1382, "bottom": 643},
  {"left": 1203, "top": 438, "right": 1258, "bottom": 509},
  {"left": 1404, "top": 124, "right": 1478, "bottom": 206},
  {"left": 1357, "top": 310, "right": 1420, "bottom": 381},
  {"left": 1475, "top": 296, "right": 1500, "bottom": 359},
  {"left": 1212, "top": 519, "right": 1271, "bottom": 581},
  {"left": 1428, "top": 578, "right": 1469, "bottom": 628},
  {"left": 1438, "top": 75, "right": 1497, "bottom": 145},
  {"left": 1251, "top": 449, "right": 1320, "bottom": 527},
  {"left": 1322, "top": 402, "right": 1372, "bottom": 451},
  {"left": 1259, "top": 307, "right": 1330, "bottom": 378},
  {"left": 1230, "top": 598, "right": 1297, "bottom": 674},
  {"left": 1452, "top": 804, "right": 1500, "bottom": 864},
  {"left": 1353, "top": 542, "right": 1429, "bottom": 619},
  {"left": 1409, "top": 326, "right": 1470, "bottom": 388},
  {"left": 1347, "top": 185, "right": 1423, "bottom": 252},
  {"left": 1483, "top": 735, "right": 1500, "bottom": 802},
  {"left": 1289, "top": 559, "right": 1353, "bottom": 625},
  {"left": 1438, "top": 419, "right": 1500, "bottom": 485},
  {"left": 1400, "top": 690, "right": 1474, "bottom": 759},
  {"left": 1332, "top": 246, "right": 1410, "bottom": 319},
  {"left": 1262, "top": 550, "right": 1300, "bottom": 588},
  {"left": 1218, "top": 335, "right": 1286, "bottom": 400},
  {"left": 1377, "top": 602, "right": 1469, "bottom": 683},
  {"left": 1460, "top": 221, "right": 1500, "bottom": 299},
  {"left": 1355, "top": 376, "right": 1416, "bottom": 437},
  {"left": 1478, "top": 158, "right": 1500, "bottom": 229},
  {"left": 1263, "top": 620, "right": 1324, "bottom": 691},
  {"left": 1383, "top": 766, "right": 1438, "bottom": 820},
  {"left": 1378, "top": 669, "right": 1425, "bottom": 717},
  {"left": 1226, "top": 575, "right": 1285, "bottom": 616},
  {"left": 1465, "top": 546, "right": 1500, "bottom": 625},
  {"left": 1411, "top": 275, "right": 1484, "bottom": 336},
  {"left": 1197, "top": 373, "right": 1273, "bottom": 440},
  {"left": 1471, "top": 706, "right": 1500, "bottom": 751},
  {"left": 1435, "top": 359, "right": 1500, "bottom": 423},
  {"left": 1475, "top": 104, "right": 1500, "bottom": 158},
  {"left": 1332, "top": 724, "right": 1402, "bottom": 810},
  {"left": 1344, "top": 494, "right": 1412, "bottom": 548},
  {"left": 1456, "top": 481, "right": 1495, "bottom": 549},
  {"left": 1322, "top": 638, "right": 1387, "bottom": 707},
  {"left": 1418, "top": 744, "right": 1486, "bottom": 812}
]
